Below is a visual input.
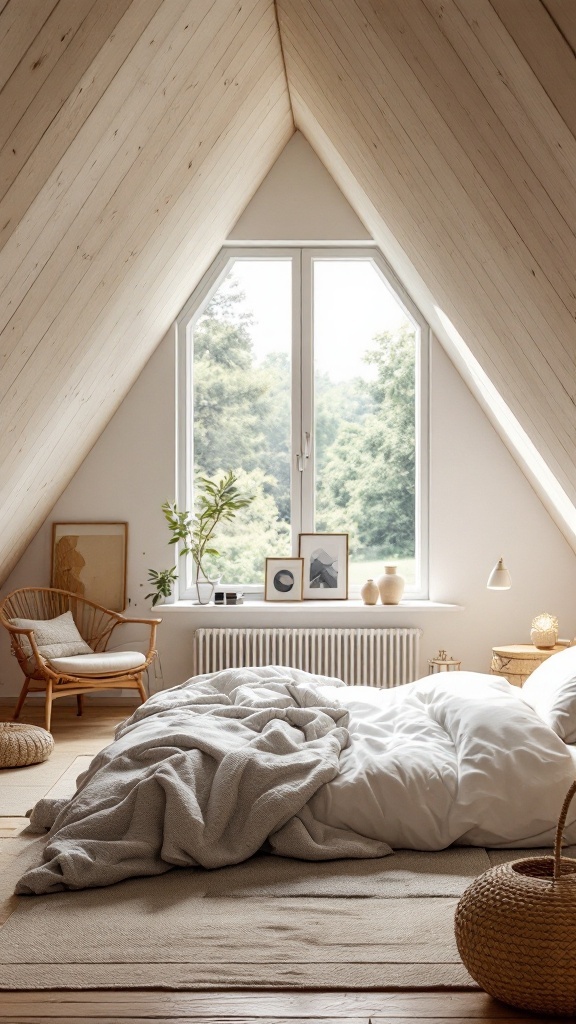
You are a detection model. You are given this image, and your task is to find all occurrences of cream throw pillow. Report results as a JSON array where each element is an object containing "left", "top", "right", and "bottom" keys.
[{"left": 11, "top": 610, "right": 93, "bottom": 661}]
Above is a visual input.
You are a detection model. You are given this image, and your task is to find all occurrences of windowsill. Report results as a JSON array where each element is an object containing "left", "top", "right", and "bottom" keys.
[{"left": 153, "top": 599, "right": 462, "bottom": 613}]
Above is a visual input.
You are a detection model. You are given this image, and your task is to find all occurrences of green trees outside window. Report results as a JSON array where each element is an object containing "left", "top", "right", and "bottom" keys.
[{"left": 191, "top": 258, "right": 417, "bottom": 587}]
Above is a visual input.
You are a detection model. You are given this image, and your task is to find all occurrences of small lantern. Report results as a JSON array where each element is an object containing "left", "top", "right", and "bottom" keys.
[
  {"left": 530, "top": 613, "right": 558, "bottom": 650},
  {"left": 429, "top": 649, "right": 461, "bottom": 673}
]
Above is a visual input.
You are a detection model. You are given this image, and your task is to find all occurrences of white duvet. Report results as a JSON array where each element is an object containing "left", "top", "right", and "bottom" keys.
[
  {"left": 313, "top": 671, "right": 576, "bottom": 849},
  {"left": 19, "top": 668, "right": 576, "bottom": 895}
]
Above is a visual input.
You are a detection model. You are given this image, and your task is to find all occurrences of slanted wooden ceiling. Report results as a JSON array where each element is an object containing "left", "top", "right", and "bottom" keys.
[
  {"left": 3, "top": 0, "right": 576, "bottom": 584},
  {"left": 278, "top": 0, "right": 576, "bottom": 542},
  {"left": 0, "top": 0, "right": 292, "bottom": 582}
]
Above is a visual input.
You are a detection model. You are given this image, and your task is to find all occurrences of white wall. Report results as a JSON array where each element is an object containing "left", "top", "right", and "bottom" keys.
[
  {"left": 229, "top": 131, "right": 370, "bottom": 242},
  {"left": 2, "top": 135, "right": 576, "bottom": 704}
]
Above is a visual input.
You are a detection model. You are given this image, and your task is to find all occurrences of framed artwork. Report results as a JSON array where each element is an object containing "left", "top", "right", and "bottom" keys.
[
  {"left": 298, "top": 533, "right": 348, "bottom": 600},
  {"left": 51, "top": 522, "right": 128, "bottom": 611},
  {"left": 265, "top": 558, "right": 304, "bottom": 602}
]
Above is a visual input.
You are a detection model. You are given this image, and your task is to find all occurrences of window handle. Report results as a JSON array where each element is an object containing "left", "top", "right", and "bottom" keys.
[{"left": 297, "top": 433, "right": 312, "bottom": 472}]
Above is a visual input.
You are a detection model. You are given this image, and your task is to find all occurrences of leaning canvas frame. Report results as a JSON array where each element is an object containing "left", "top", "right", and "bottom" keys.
[
  {"left": 51, "top": 522, "right": 128, "bottom": 612},
  {"left": 264, "top": 558, "right": 304, "bottom": 602},
  {"left": 298, "top": 533, "right": 348, "bottom": 600}
]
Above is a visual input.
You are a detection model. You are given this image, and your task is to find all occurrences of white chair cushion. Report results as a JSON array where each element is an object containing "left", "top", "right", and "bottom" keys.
[
  {"left": 47, "top": 651, "right": 147, "bottom": 676},
  {"left": 11, "top": 610, "right": 93, "bottom": 660}
]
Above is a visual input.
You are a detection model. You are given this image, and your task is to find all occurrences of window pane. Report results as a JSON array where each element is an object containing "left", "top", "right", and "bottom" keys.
[
  {"left": 192, "top": 260, "right": 292, "bottom": 584},
  {"left": 313, "top": 259, "right": 416, "bottom": 586}
]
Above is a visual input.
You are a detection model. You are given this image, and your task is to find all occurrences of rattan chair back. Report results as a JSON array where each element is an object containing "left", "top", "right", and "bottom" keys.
[
  {"left": 0, "top": 588, "right": 120, "bottom": 674},
  {"left": 0, "top": 587, "right": 161, "bottom": 732}
]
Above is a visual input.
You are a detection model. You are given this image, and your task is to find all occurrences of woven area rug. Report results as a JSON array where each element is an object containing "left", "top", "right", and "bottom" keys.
[{"left": 3, "top": 842, "right": 574, "bottom": 990}]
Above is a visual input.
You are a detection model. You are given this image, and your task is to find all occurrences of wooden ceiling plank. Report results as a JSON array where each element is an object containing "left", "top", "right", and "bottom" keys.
[
  {"left": 276, "top": 0, "right": 576, "bottom": 485},
  {"left": 491, "top": 0, "right": 576, "bottom": 137},
  {"left": 0, "top": 0, "right": 196, "bottom": 325},
  {"left": 0, "top": 0, "right": 168, "bottom": 232},
  {"left": 0, "top": 0, "right": 274, "bottom": 383},
  {"left": 284, "top": 0, "right": 576, "bottom": 406},
  {"left": 0, "top": 0, "right": 59, "bottom": 92},
  {"left": 0, "top": 0, "right": 98, "bottom": 151},
  {"left": 436, "top": 0, "right": 576, "bottom": 216},
  {"left": 541, "top": 0, "right": 576, "bottom": 53},
  {"left": 0, "top": 0, "right": 163, "bottom": 252},
  {"left": 1, "top": 20, "right": 285, "bottom": 424},
  {"left": 382, "top": 0, "right": 576, "bottom": 325}
]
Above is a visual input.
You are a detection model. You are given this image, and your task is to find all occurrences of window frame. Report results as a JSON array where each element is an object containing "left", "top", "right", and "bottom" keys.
[{"left": 176, "top": 245, "right": 429, "bottom": 600}]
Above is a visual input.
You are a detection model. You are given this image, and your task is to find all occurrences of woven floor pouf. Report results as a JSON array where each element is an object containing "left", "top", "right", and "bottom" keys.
[
  {"left": 455, "top": 780, "right": 576, "bottom": 1015},
  {"left": 0, "top": 722, "right": 54, "bottom": 768}
]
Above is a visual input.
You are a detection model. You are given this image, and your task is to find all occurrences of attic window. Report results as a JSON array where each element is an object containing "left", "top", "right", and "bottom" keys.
[{"left": 177, "top": 247, "right": 429, "bottom": 598}]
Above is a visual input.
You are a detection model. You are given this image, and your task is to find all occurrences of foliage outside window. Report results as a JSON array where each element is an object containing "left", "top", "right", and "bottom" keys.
[{"left": 178, "top": 248, "right": 428, "bottom": 596}]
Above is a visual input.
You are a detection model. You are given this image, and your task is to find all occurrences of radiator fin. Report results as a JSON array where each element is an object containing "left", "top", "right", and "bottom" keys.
[{"left": 194, "top": 627, "right": 421, "bottom": 687}]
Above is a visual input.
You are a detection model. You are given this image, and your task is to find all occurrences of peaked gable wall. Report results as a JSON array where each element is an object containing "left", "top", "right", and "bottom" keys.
[
  {"left": 3, "top": 0, "right": 576, "bottom": 590},
  {"left": 277, "top": 0, "right": 576, "bottom": 546},
  {"left": 0, "top": 0, "right": 292, "bottom": 584},
  {"left": 230, "top": 130, "right": 370, "bottom": 241}
]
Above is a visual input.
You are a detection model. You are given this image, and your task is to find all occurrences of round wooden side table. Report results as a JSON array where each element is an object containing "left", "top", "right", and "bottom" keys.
[{"left": 490, "top": 643, "right": 565, "bottom": 687}]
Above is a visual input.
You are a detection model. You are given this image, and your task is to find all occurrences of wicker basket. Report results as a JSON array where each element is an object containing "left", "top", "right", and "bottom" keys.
[
  {"left": 0, "top": 722, "right": 54, "bottom": 768},
  {"left": 455, "top": 780, "right": 576, "bottom": 1014}
]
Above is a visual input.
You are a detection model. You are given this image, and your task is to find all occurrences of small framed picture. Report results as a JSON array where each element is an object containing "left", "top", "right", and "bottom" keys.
[
  {"left": 51, "top": 522, "right": 128, "bottom": 611},
  {"left": 265, "top": 558, "right": 304, "bottom": 602},
  {"left": 298, "top": 533, "right": 348, "bottom": 600}
]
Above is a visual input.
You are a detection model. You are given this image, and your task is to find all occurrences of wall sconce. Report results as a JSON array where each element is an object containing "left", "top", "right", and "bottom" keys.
[{"left": 487, "top": 557, "right": 511, "bottom": 590}]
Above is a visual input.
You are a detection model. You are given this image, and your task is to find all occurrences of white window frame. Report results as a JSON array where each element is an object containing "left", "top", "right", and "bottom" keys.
[{"left": 176, "top": 246, "right": 429, "bottom": 600}]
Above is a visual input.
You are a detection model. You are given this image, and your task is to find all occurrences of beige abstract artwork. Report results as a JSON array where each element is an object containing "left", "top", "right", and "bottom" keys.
[{"left": 52, "top": 523, "right": 127, "bottom": 611}]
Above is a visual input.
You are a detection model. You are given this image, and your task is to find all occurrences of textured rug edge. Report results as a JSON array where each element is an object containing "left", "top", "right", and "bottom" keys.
[{"left": 0, "top": 962, "right": 477, "bottom": 991}]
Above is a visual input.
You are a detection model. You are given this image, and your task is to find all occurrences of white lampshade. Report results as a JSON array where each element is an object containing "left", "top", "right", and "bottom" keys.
[{"left": 487, "top": 557, "right": 512, "bottom": 590}]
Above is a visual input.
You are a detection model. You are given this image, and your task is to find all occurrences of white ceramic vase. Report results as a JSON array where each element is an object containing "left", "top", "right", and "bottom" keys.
[
  {"left": 360, "top": 579, "right": 379, "bottom": 605},
  {"left": 377, "top": 564, "right": 405, "bottom": 605}
]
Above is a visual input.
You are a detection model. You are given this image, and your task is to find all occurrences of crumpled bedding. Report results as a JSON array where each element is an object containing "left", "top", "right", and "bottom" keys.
[
  {"left": 308, "top": 672, "right": 576, "bottom": 849},
  {"left": 16, "top": 667, "right": 389, "bottom": 894}
]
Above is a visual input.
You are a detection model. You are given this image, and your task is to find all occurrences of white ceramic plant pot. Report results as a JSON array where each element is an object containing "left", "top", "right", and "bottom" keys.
[
  {"left": 377, "top": 564, "right": 405, "bottom": 605},
  {"left": 360, "top": 579, "right": 379, "bottom": 605}
]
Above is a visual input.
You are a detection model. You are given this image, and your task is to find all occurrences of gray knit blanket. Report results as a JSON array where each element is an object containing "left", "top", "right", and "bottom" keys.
[{"left": 16, "top": 667, "right": 389, "bottom": 893}]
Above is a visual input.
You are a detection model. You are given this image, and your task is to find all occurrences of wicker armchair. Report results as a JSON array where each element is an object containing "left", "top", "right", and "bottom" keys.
[{"left": 0, "top": 588, "right": 161, "bottom": 732}]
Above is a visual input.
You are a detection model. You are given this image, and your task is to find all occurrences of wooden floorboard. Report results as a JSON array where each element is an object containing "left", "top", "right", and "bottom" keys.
[
  {"left": 0, "top": 708, "right": 558, "bottom": 1022},
  {"left": 0, "top": 989, "right": 553, "bottom": 1021}
]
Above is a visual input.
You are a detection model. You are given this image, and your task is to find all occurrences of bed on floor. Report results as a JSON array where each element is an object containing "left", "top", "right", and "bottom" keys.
[{"left": 16, "top": 649, "right": 576, "bottom": 894}]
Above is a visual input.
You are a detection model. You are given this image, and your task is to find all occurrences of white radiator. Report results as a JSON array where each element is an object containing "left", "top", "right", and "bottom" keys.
[{"left": 193, "top": 627, "right": 422, "bottom": 687}]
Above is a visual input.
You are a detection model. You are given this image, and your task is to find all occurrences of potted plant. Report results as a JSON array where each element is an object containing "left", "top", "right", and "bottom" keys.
[
  {"left": 162, "top": 471, "right": 254, "bottom": 604},
  {"left": 145, "top": 566, "right": 178, "bottom": 607}
]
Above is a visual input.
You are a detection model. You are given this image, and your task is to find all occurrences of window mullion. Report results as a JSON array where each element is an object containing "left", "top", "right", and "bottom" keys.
[{"left": 300, "top": 249, "right": 315, "bottom": 534}]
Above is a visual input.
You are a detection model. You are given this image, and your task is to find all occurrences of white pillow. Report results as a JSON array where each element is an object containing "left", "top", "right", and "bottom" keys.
[
  {"left": 520, "top": 645, "right": 576, "bottom": 742},
  {"left": 10, "top": 610, "right": 93, "bottom": 662}
]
